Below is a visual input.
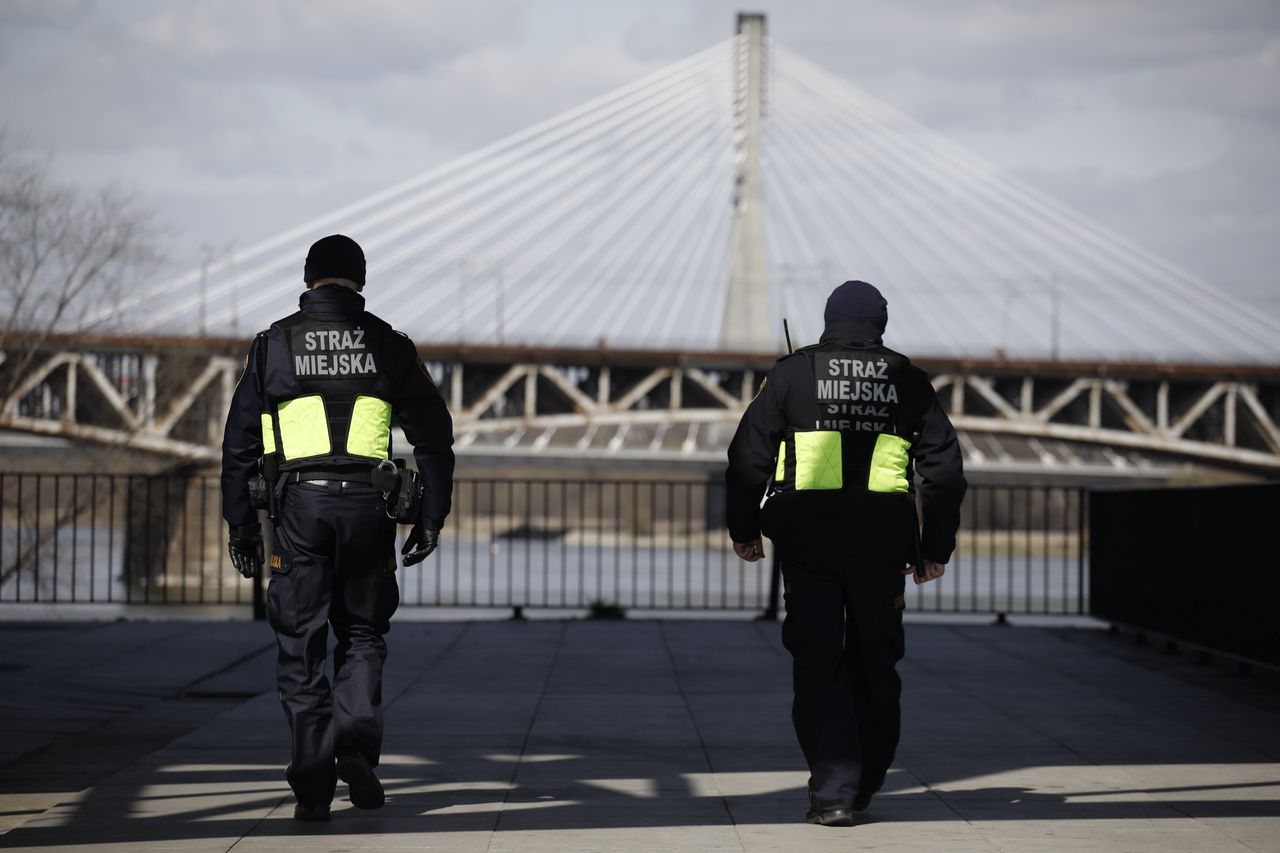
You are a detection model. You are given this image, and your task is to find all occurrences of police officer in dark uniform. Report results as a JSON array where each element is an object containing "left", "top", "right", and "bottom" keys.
[
  {"left": 221, "top": 235, "right": 455, "bottom": 821},
  {"left": 725, "top": 280, "right": 966, "bottom": 827}
]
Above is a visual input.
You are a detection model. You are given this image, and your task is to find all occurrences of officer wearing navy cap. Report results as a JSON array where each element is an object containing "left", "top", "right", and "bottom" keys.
[
  {"left": 221, "top": 235, "right": 455, "bottom": 820},
  {"left": 725, "top": 280, "right": 966, "bottom": 826}
]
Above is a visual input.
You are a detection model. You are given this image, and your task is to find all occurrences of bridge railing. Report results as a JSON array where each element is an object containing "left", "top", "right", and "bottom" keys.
[
  {"left": 0, "top": 474, "right": 1087, "bottom": 616},
  {"left": 5, "top": 335, "right": 1280, "bottom": 471}
]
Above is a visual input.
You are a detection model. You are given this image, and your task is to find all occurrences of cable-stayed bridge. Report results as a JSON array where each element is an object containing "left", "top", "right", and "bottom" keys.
[{"left": 2, "top": 16, "right": 1278, "bottom": 476}]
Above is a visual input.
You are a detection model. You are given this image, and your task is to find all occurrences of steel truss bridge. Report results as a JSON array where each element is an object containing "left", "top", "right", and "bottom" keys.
[
  {"left": 3, "top": 15, "right": 1279, "bottom": 477},
  {"left": 3, "top": 335, "right": 1278, "bottom": 475}
]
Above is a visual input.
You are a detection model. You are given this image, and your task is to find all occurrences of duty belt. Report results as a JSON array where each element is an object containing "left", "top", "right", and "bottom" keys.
[
  {"left": 286, "top": 470, "right": 373, "bottom": 485},
  {"left": 283, "top": 461, "right": 419, "bottom": 522}
]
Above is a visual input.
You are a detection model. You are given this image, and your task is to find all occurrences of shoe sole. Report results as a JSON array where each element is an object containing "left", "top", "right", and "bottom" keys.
[
  {"left": 336, "top": 755, "right": 385, "bottom": 810},
  {"left": 806, "top": 811, "right": 855, "bottom": 827},
  {"left": 293, "top": 808, "right": 330, "bottom": 821}
]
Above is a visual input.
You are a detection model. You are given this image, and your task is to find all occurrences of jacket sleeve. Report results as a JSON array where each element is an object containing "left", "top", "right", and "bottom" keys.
[
  {"left": 724, "top": 364, "right": 789, "bottom": 543},
  {"left": 911, "top": 371, "right": 967, "bottom": 563},
  {"left": 220, "top": 337, "right": 264, "bottom": 528},
  {"left": 390, "top": 334, "right": 455, "bottom": 529}
]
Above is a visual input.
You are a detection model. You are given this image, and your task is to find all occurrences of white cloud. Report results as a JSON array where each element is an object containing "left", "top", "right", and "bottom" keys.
[{"left": 0, "top": 0, "right": 1275, "bottom": 312}]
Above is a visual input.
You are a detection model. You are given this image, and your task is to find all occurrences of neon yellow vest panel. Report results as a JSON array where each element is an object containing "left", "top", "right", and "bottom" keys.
[{"left": 772, "top": 344, "right": 916, "bottom": 497}]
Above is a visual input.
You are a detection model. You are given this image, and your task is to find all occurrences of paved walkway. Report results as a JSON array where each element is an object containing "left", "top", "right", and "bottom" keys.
[{"left": 0, "top": 617, "right": 1278, "bottom": 852}]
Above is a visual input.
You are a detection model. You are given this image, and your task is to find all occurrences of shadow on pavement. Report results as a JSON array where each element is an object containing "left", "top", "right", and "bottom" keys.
[{"left": 1, "top": 619, "right": 1278, "bottom": 848}]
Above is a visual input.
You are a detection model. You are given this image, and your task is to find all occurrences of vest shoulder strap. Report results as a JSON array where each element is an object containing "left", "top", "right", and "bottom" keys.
[{"left": 255, "top": 331, "right": 285, "bottom": 462}]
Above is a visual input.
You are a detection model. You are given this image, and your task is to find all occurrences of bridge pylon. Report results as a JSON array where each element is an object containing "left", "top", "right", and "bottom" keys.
[{"left": 721, "top": 12, "right": 772, "bottom": 353}]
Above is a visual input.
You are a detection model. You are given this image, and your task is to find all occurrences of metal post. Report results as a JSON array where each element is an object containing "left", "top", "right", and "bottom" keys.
[
  {"left": 140, "top": 355, "right": 158, "bottom": 427},
  {"left": 450, "top": 363, "right": 464, "bottom": 412},
  {"left": 721, "top": 13, "right": 770, "bottom": 352}
]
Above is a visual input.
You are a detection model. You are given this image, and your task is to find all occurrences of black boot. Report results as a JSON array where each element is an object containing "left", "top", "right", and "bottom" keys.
[
  {"left": 293, "top": 802, "right": 331, "bottom": 821},
  {"left": 805, "top": 804, "right": 855, "bottom": 827},
  {"left": 337, "top": 753, "right": 385, "bottom": 810},
  {"left": 805, "top": 791, "right": 855, "bottom": 827}
]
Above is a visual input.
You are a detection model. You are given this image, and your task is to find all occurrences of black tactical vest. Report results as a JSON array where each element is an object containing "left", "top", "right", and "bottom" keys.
[
  {"left": 264, "top": 311, "right": 394, "bottom": 469},
  {"left": 772, "top": 341, "right": 921, "bottom": 498}
]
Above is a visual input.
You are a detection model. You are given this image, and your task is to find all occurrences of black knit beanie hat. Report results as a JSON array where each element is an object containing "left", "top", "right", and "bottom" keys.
[
  {"left": 824, "top": 280, "right": 888, "bottom": 333},
  {"left": 304, "top": 234, "right": 366, "bottom": 285}
]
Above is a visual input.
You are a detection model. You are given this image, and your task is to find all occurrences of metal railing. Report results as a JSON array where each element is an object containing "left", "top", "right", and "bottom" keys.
[
  {"left": 928, "top": 484, "right": 1089, "bottom": 616},
  {"left": 0, "top": 473, "right": 1087, "bottom": 616},
  {"left": 0, "top": 473, "right": 242, "bottom": 606}
]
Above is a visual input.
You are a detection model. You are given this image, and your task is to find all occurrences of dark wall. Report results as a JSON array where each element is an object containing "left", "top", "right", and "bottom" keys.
[{"left": 1090, "top": 482, "right": 1280, "bottom": 666}]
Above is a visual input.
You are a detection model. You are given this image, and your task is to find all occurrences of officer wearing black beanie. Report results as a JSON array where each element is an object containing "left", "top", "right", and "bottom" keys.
[
  {"left": 304, "top": 234, "right": 366, "bottom": 285},
  {"left": 725, "top": 280, "right": 966, "bottom": 826},
  {"left": 823, "top": 279, "right": 888, "bottom": 333},
  {"left": 221, "top": 234, "right": 455, "bottom": 821}
]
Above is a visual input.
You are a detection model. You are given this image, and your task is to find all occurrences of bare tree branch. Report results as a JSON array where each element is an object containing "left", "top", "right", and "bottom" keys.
[{"left": 0, "top": 136, "right": 159, "bottom": 402}]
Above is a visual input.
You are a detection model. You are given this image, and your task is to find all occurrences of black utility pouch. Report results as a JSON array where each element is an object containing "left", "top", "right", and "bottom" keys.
[
  {"left": 248, "top": 473, "right": 270, "bottom": 510},
  {"left": 374, "top": 459, "right": 422, "bottom": 523},
  {"left": 388, "top": 467, "right": 422, "bottom": 523},
  {"left": 370, "top": 459, "right": 400, "bottom": 494}
]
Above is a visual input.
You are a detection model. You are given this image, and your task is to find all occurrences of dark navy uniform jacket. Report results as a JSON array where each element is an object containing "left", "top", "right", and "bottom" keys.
[
  {"left": 725, "top": 320, "right": 967, "bottom": 564},
  {"left": 221, "top": 285, "right": 455, "bottom": 530}
]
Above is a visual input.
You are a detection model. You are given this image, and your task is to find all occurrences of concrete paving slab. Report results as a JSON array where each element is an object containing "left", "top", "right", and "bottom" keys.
[{"left": 0, "top": 618, "right": 1277, "bottom": 852}]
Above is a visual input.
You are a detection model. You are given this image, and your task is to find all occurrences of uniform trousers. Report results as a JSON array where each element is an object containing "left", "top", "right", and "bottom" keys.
[
  {"left": 780, "top": 546, "right": 906, "bottom": 807},
  {"left": 266, "top": 481, "right": 400, "bottom": 806}
]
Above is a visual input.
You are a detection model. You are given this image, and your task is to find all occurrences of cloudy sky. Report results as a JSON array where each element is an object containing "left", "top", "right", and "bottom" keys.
[{"left": 2, "top": 0, "right": 1277, "bottom": 320}]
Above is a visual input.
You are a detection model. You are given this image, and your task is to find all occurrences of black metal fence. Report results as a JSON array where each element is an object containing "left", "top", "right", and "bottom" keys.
[
  {"left": 0, "top": 473, "right": 241, "bottom": 606},
  {"left": 0, "top": 473, "right": 1088, "bottom": 616}
]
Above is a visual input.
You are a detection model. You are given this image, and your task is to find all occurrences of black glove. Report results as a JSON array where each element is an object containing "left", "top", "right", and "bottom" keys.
[
  {"left": 400, "top": 523, "right": 439, "bottom": 567},
  {"left": 228, "top": 523, "right": 264, "bottom": 579}
]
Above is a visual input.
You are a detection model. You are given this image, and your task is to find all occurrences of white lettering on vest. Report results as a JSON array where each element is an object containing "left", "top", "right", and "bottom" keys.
[
  {"left": 301, "top": 328, "right": 368, "bottom": 353},
  {"left": 816, "top": 379, "right": 899, "bottom": 404},
  {"left": 826, "top": 358, "right": 889, "bottom": 379},
  {"left": 815, "top": 419, "right": 886, "bottom": 432},
  {"left": 294, "top": 351, "right": 377, "bottom": 377},
  {"left": 293, "top": 326, "right": 375, "bottom": 377},
  {"left": 825, "top": 403, "right": 892, "bottom": 417}
]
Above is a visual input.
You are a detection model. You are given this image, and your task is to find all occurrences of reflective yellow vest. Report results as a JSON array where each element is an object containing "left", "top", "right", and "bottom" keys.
[
  {"left": 261, "top": 394, "right": 391, "bottom": 462},
  {"left": 259, "top": 314, "right": 394, "bottom": 468},
  {"left": 771, "top": 343, "right": 918, "bottom": 498}
]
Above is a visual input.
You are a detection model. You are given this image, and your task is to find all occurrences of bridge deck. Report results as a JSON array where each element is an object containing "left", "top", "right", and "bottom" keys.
[
  {"left": 7, "top": 333, "right": 1280, "bottom": 470},
  {"left": 1, "top": 618, "right": 1277, "bottom": 852}
]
